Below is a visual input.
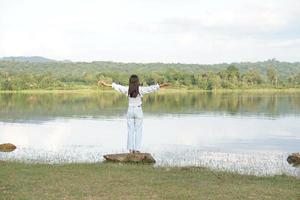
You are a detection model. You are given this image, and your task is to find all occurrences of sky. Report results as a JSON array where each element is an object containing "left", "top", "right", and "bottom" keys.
[{"left": 0, "top": 0, "right": 300, "bottom": 64}]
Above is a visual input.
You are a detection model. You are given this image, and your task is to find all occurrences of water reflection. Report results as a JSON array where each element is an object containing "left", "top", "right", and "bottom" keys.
[
  {"left": 1, "top": 91, "right": 300, "bottom": 177},
  {"left": 1, "top": 116, "right": 299, "bottom": 152},
  {"left": 1, "top": 91, "right": 300, "bottom": 122}
]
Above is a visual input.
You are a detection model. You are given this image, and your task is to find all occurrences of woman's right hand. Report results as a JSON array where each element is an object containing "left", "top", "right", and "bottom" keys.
[{"left": 159, "top": 83, "right": 170, "bottom": 88}]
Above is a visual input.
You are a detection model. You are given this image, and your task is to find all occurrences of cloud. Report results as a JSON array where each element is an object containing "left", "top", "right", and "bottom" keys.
[
  {"left": 139, "top": 0, "right": 300, "bottom": 40},
  {"left": 0, "top": 0, "right": 300, "bottom": 63}
]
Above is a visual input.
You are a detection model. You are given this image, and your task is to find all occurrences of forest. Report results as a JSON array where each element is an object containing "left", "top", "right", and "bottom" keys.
[{"left": 0, "top": 58, "right": 300, "bottom": 90}]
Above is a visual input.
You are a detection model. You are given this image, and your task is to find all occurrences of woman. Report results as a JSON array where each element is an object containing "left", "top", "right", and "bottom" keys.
[{"left": 99, "top": 75, "right": 169, "bottom": 153}]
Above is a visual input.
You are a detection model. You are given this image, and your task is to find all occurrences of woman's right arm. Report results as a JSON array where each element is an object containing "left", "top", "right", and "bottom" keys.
[
  {"left": 140, "top": 83, "right": 170, "bottom": 95},
  {"left": 159, "top": 83, "right": 170, "bottom": 88},
  {"left": 140, "top": 83, "right": 160, "bottom": 95}
]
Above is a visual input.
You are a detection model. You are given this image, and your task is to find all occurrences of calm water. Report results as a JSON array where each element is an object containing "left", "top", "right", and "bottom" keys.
[{"left": 0, "top": 91, "right": 300, "bottom": 177}]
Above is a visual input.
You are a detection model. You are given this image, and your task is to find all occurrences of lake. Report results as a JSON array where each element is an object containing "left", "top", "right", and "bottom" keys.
[{"left": 0, "top": 90, "right": 300, "bottom": 177}]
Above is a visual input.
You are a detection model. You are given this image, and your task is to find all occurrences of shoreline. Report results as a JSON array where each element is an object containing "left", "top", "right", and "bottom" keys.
[{"left": 1, "top": 88, "right": 300, "bottom": 94}]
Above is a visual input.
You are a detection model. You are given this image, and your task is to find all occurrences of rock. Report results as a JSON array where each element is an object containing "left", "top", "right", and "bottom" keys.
[
  {"left": 287, "top": 153, "right": 300, "bottom": 166},
  {"left": 103, "top": 153, "right": 156, "bottom": 164},
  {"left": 0, "top": 143, "right": 17, "bottom": 152}
]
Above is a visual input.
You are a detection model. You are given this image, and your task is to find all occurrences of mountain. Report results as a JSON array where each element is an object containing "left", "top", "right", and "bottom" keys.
[{"left": 0, "top": 56, "right": 56, "bottom": 62}]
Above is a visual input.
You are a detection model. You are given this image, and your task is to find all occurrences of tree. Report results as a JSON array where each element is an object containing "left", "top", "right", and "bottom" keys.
[
  {"left": 227, "top": 65, "right": 240, "bottom": 80},
  {"left": 267, "top": 66, "right": 278, "bottom": 86},
  {"left": 242, "top": 69, "right": 262, "bottom": 86},
  {"left": 207, "top": 72, "right": 221, "bottom": 90}
]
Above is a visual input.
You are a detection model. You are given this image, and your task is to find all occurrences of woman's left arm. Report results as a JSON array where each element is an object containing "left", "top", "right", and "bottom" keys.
[
  {"left": 111, "top": 82, "right": 128, "bottom": 95},
  {"left": 98, "top": 80, "right": 128, "bottom": 95},
  {"left": 98, "top": 80, "right": 112, "bottom": 87}
]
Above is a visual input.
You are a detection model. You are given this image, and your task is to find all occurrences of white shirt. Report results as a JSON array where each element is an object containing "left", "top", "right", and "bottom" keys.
[{"left": 111, "top": 82, "right": 160, "bottom": 106}]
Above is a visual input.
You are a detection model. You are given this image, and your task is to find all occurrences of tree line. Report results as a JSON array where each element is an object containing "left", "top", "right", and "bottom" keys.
[{"left": 1, "top": 64, "right": 300, "bottom": 90}]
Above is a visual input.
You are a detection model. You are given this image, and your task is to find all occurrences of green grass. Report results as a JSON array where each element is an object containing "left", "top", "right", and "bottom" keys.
[{"left": 0, "top": 161, "right": 299, "bottom": 200}]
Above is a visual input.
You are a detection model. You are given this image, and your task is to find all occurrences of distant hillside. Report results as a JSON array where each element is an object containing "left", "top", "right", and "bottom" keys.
[
  {"left": 0, "top": 58, "right": 300, "bottom": 80},
  {"left": 0, "top": 56, "right": 56, "bottom": 62},
  {"left": 1, "top": 57, "right": 300, "bottom": 90}
]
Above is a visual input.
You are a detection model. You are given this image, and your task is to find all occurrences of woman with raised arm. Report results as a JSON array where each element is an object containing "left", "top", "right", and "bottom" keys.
[{"left": 98, "top": 75, "right": 169, "bottom": 153}]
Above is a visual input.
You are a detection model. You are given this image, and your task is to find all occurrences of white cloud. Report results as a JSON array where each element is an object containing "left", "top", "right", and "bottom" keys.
[{"left": 0, "top": 0, "right": 299, "bottom": 63}]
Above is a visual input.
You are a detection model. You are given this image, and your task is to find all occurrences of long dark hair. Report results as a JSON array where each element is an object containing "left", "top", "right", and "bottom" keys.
[{"left": 128, "top": 74, "right": 140, "bottom": 98}]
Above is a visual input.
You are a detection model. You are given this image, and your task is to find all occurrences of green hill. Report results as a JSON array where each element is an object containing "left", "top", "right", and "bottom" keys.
[
  {"left": 1, "top": 58, "right": 300, "bottom": 90},
  {"left": 0, "top": 56, "right": 56, "bottom": 62},
  {"left": 0, "top": 59, "right": 300, "bottom": 79}
]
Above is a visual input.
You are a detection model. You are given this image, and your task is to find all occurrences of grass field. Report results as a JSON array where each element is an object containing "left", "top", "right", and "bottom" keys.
[{"left": 0, "top": 161, "right": 299, "bottom": 200}]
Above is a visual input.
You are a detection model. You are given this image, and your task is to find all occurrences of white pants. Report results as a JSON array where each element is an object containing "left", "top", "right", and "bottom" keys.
[{"left": 126, "top": 106, "right": 143, "bottom": 151}]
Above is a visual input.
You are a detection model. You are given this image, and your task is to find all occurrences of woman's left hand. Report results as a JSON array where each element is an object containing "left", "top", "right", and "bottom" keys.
[{"left": 98, "top": 80, "right": 112, "bottom": 87}]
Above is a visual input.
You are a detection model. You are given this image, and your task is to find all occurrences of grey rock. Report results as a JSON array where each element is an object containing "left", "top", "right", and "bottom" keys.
[
  {"left": 287, "top": 153, "right": 300, "bottom": 167},
  {"left": 0, "top": 143, "right": 17, "bottom": 152},
  {"left": 103, "top": 153, "right": 156, "bottom": 164}
]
